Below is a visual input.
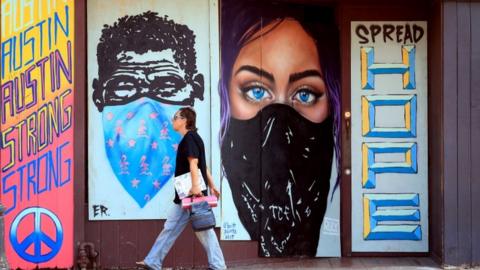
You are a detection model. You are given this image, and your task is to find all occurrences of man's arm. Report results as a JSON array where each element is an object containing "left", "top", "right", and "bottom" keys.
[{"left": 188, "top": 157, "right": 203, "bottom": 196}]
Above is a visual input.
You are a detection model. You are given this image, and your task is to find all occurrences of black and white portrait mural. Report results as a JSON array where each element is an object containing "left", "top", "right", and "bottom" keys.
[
  {"left": 219, "top": 0, "right": 341, "bottom": 257},
  {"left": 87, "top": 0, "right": 218, "bottom": 220}
]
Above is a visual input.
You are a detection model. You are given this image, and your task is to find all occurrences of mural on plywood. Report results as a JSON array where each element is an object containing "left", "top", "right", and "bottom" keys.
[
  {"left": 219, "top": 0, "right": 341, "bottom": 257},
  {"left": 350, "top": 22, "right": 428, "bottom": 252},
  {"left": 1, "top": 0, "right": 75, "bottom": 268},
  {"left": 87, "top": 0, "right": 215, "bottom": 220}
]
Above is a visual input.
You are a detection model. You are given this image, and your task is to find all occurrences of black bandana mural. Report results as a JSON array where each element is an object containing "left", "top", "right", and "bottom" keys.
[
  {"left": 222, "top": 105, "right": 334, "bottom": 256},
  {"left": 89, "top": 11, "right": 205, "bottom": 214},
  {"left": 219, "top": 0, "right": 341, "bottom": 257}
]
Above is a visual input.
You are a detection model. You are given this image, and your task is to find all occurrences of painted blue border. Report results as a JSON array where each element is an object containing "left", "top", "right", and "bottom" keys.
[
  {"left": 364, "top": 95, "right": 417, "bottom": 138},
  {"left": 364, "top": 193, "right": 422, "bottom": 241},
  {"left": 363, "top": 142, "right": 418, "bottom": 188}
]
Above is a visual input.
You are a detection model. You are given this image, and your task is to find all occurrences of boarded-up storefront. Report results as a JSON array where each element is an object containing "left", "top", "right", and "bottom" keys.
[{"left": 1, "top": 0, "right": 480, "bottom": 268}]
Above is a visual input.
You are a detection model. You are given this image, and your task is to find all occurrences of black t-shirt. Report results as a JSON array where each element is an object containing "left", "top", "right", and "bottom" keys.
[{"left": 174, "top": 130, "right": 208, "bottom": 204}]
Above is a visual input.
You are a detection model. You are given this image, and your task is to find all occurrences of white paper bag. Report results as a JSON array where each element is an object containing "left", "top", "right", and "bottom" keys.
[{"left": 174, "top": 169, "right": 207, "bottom": 199}]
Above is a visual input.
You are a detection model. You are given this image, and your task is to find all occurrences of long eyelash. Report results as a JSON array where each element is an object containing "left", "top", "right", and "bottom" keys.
[
  {"left": 296, "top": 87, "right": 324, "bottom": 98},
  {"left": 239, "top": 82, "right": 268, "bottom": 93},
  {"left": 238, "top": 84, "right": 270, "bottom": 104},
  {"left": 292, "top": 88, "right": 324, "bottom": 106},
  {"left": 239, "top": 86, "right": 253, "bottom": 93}
]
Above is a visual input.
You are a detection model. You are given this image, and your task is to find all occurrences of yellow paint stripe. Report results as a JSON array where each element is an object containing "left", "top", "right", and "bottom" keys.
[
  {"left": 403, "top": 47, "right": 410, "bottom": 88},
  {"left": 362, "top": 143, "right": 368, "bottom": 187},
  {"left": 363, "top": 196, "right": 371, "bottom": 239},
  {"left": 362, "top": 96, "right": 369, "bottom": 135},
  {"left": 405, "top": 102, "right": 411, "bottom": 130},
  {"left": 406, "top": 149, "right": 412, "bottom": 166},
  {"left": 361, "top": 48, "right": 368, "bottom": 88}
]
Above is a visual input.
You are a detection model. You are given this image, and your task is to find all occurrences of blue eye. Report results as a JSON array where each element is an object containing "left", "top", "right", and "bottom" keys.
[
  {"left": 299, "top": 91, "right": 311, "bottom": 102},
  {"left": 252, "top": 88, "right": 265, "bottom": 99},
  {"left": 293, "top": 89, "right": 321, "bottom": 104},
  {"left": 243, "top": 86, "right": 271, "bottom": 102}
]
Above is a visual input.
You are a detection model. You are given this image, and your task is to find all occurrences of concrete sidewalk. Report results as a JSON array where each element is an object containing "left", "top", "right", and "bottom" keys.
[
  {"left": 133, "top": 257, "right": 480, "bottom": 270},
  {"left": 226, "top": 257, "right": 442, "bottom": 269}
]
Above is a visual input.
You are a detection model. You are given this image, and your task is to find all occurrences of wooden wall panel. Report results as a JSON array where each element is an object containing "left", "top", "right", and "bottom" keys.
[
  {"left": 82, "top": 206, "right": 267, "bottom": 268},
  {"left": 456, "top": 2, "right": 472, "bottom": 265},
  {"left": 99, "top": 222, "right": 119, "bottom": 265},
  {"left": 136, "top": 221, "right": 163, "bottom": 264},
  {"left": 470, "top": 2, "right": 480, "bottom": 265},
  {"left": 118, "top": 221, "right": 138, "bottom": 265},
  {"left": 442, "top": 1, "right": 460, "bottom": 266},
  {"left": 442, "top": 1, "right": 480, "bottom": 266}
]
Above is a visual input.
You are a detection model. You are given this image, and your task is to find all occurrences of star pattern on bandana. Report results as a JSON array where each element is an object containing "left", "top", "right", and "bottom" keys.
[
  {"left": 131, "top": 178, "right": 140, "bottom": 188},
  {"left": 153, "top": 180, "right": 161, "bottom": 189},
  {"left": 107, "top": 139, "right": 115, "bottom": 147},
  {"left": 128, "top": 139, "right": 136, "bottom": 148}
]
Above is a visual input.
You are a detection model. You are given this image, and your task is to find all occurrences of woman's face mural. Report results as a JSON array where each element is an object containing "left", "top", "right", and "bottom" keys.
[
  {"left": 221, "top": 13, "right": 339, "bottom": 257},
  {"left": 229, "top": 20, "right": 329, "bottom": 123}
]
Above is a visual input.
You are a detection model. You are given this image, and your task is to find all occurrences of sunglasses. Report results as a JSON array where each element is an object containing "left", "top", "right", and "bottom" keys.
[{"left": 173, "top": 114, "right": 184, "bottom": 120}]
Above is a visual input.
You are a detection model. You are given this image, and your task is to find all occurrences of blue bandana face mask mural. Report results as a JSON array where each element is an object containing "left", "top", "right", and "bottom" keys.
[
  {"left": 102, "top": 99, "right": 181, "bottom": 207},
  {"left": 92, "top": 14, "right": 205, "bottom": 209}
]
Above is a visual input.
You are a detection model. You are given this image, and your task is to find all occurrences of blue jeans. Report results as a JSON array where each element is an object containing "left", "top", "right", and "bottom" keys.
[{"left": 144, "top": 204, "right": 226, "bottom": 270}]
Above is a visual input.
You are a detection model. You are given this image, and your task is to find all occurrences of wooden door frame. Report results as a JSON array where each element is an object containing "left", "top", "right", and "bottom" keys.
[
  {"left": 74, "top": 0, "right": 87, "bottom": 255},
  {"left": 337, "top": 0, "right": 433, "bottom": 257}
]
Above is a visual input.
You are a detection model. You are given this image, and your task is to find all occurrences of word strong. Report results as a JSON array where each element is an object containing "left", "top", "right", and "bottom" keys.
[{"left": 0, "top": 0, "right": 75, "bottom": 268}]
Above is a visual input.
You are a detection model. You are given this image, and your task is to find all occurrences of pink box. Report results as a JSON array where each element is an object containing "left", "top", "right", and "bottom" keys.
[{"left": 182, "top": 195, "right": 218, "bottom": 209}]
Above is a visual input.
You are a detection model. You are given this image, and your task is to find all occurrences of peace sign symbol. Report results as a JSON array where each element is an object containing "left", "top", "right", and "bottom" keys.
[{"left": 9, "top": 207, "right": 64, "bottom": 263}]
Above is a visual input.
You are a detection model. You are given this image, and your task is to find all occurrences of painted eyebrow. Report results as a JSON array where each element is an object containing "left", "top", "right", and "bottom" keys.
[
  {"left": 117, "top": 63, "right": 178, "bottom": 71},
  {"left": 104, "top": 72, "right": 141, "bottom": 82},
  {"left": 112, "top": 66, "right": 182, "bottom": 78},
  {"left": 288, "top": 70, "right": 323, "bottom": 83},
  {"left": 117, "top": 57, "right": 174, "bottom": 65},
  {"left": 234, "top": 65, "right": 275, "bottom": 83}
]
